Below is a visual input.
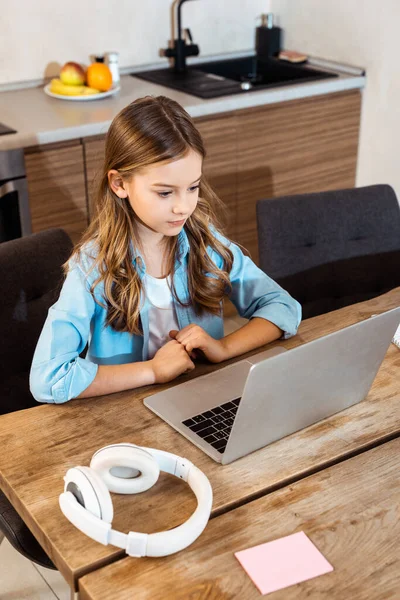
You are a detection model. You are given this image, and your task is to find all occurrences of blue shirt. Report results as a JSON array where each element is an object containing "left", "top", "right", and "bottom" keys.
[{"left": 30, "top": 229, "right": 301, "bottom": 403}]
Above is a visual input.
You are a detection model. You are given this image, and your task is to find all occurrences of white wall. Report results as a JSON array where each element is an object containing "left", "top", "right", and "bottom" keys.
[
  {"left": 270, "top": 0, "right": 400, "bottom": 197},
  {"left": 3, "top": 0, "right": 396, "bottom": 197},
  {"left": 0, "top": 0, "right": 269, "bottom": 85}
]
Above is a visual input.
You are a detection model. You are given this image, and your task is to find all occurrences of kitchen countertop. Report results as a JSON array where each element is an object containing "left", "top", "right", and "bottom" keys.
[{"left": 0, "top": 53, "right": 365, "bottom": 152}]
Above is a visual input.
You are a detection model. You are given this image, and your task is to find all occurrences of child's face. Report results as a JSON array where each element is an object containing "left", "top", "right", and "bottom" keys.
[{"left": 112, "top": 149, "right": 202, "bottom": 238}]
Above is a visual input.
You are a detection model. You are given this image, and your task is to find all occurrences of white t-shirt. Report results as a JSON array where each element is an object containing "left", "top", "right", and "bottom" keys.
[{"left": 144, "top": 274, "right": 179, "bottom": 359}]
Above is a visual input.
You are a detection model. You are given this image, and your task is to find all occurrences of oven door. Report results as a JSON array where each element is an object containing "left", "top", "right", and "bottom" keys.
[{"left": 0, "top": 177, "right": 31, "bottom": 242}]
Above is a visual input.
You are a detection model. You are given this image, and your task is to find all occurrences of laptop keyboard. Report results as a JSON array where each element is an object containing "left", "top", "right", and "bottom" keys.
[{"left": 182, "top": 397, "right": 241, "bottom": 454}]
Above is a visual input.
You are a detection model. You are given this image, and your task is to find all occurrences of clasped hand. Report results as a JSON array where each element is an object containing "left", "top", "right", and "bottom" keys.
[
  {"left": 149, "top": 324, "right": 227, "bottom": 384},
  {"left": 170, "top": 324, "right": 227, "bottom": 363}
]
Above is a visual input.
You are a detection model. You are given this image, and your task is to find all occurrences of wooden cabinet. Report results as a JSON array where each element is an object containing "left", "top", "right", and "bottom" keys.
[
  {"left": 83, "top": 136, "right": 106, "bottom": 219},
  {"left": 195, "top": 113, "right": 237, "bottom": 239},
  {"left": 24, "top": 141, "right": 88, "bottom": 245},
  {"left": 24, "top": 90, "right": 361, "bottom": 258},
  {"left": 235, "top": 90, "right": 361, "bottom": 262}
]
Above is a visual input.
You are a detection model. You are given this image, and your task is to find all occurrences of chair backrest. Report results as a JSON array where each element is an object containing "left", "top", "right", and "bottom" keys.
[
  {"left": 0, "top": 229, "right": 73, "bottom": 414},
  {"left": 257, "top": 185, "right": 400, "bottom": 318}
]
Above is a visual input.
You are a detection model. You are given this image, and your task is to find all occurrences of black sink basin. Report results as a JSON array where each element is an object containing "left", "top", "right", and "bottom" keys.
[
  {"left": 0, "top": 123, "right": 17, "bottom": 136},
  {"left": 134, "top": 55, "right": 338, "bottom": 99}
]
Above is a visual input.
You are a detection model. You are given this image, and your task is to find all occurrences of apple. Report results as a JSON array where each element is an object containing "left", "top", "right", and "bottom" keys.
[{"left": 60, "top": 62, "right": 86, "bottom": 86}]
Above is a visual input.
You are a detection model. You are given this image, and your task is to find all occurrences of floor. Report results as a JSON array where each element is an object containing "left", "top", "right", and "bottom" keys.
[
  {"left": 0, "top": 537, "right": 71, "bottom": 599},
  {"left": 0, "top": 315, "right": 247, "bottom": 599}
]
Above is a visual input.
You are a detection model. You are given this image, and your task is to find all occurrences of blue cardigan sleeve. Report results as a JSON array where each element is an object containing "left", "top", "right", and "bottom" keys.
[
  {"left": 212, "top": 232, "right": 302, "bottom": 338},
  {"left": 29, "top": 264, "right": 99, "bottom": 404}
]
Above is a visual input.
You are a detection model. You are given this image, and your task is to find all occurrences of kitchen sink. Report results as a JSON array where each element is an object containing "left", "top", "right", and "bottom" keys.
[
  {"left": 0, "top": 123, "right": 17, "bottom": 136},
  {"left": 133, "top": 55, "right": 338, "bottom": 99}
]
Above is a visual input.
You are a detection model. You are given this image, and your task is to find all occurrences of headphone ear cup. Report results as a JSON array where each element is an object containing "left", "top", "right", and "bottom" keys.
[
  {"left": 90, "top": 444, "right": 160, "bottom": 494},
  {"left": 64, "top": 466, "right": 113, "bottom": 523}
]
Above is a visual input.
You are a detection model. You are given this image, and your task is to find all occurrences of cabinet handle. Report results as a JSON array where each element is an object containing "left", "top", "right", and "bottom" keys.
[{"left": 0, "top": 180, "right": 18, "bottom": 199}]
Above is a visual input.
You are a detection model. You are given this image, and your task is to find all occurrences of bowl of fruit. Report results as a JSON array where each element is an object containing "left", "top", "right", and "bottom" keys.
[{"left": 44, "top": 61, "right": 120, "bottom": 101}]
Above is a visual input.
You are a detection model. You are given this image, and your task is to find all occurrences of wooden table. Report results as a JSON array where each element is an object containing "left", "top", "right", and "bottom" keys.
[
  {"left": 0, "top": 288, "right": 399, "bottom": 594},
  {"left": 78, "top": 437, "right": 400, "bottom": 600}
]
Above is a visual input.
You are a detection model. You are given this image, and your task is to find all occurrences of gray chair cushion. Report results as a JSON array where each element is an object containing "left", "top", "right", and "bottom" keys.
[
  {"left": 257, "top": 185, "right": 400, "bottom": 319},
  {"left": 278, "top": 249, "right": 400, "bottom": 319},
  {"left": 0, "top": 228, "right": 73, "bottom": 414}
]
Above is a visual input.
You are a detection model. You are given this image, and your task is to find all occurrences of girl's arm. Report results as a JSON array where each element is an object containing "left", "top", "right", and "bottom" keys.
[
  {"left": 30, "top": 264, "right": 194, "bottom": 403},
  {"left": 30, "top": 264, "right": 98, "bottom": 403},
  {"left": 216, "top": 231, "right": 302, "bottom": 339},
  {"left": 170, "top": 233, "right": 301, "bottom": 363},
  {"left": 76, "top": 362, "right": 155, "bottom": 398},
  {"left": 220, "top": 316, "right": 282, "bottom": 360},
  {"left": 77, "top": 340, "right": 194, "bottom": 398},
  {"left": 170, "top": 318, "right": 281, "bottom": 364}
]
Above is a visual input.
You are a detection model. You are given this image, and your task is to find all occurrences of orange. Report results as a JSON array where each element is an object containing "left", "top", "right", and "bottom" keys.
[{"left": 86, "top": 63, "right": 113, "bottom": 92}]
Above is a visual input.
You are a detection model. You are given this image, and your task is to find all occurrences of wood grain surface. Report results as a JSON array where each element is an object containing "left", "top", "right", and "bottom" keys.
[
  {"left": 79, "top": 437, "right": 400, "bottom": 600},
  {"left": 23, "top": 90, "right": 361, "bottom": 259},
  {"left": 236, "top": 90, "right": 361, "bottom": 262},
  {"left": 195, "top": 112, "right": 238, "bottom": 239},
  {"left": 25, "top": 142, "right": 88, "bottom": 244},
  {"left": 82, "top": 136, "right": 106, "bottom": 220},
  {"left": 0, "top": 289, "right": 398, "bottom": 591}
]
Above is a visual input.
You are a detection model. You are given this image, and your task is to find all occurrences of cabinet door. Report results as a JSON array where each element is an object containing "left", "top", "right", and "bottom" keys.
[
  {"left": 236, "top": 90, "right": 361, "bottom": 263},
  {"left": 83, "top": 136, "right": 106, "bottom": 219},
  {"left": 195, "top": 113, "right": 237, "bottom": 239},
  {"left": 25, "top": 141, "right": 88, "bottom": 245},
  {"left": 195, "top": 113, "right": 239, "bottom": 317}
]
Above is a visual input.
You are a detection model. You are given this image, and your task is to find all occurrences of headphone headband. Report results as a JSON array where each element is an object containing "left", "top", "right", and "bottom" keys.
[{"left": 59, "top": 443, "right": 212, "bottom": 557}]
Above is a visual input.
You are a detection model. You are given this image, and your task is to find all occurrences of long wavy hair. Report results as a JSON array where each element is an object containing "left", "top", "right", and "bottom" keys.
[{"left": 69, "top": 95, "right": 234, "bottom": 335}]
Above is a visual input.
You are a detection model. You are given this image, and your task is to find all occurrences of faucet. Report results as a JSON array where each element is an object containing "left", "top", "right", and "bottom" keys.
[{"left": 161, "top": 0, "right": 200, "bottom": 72}]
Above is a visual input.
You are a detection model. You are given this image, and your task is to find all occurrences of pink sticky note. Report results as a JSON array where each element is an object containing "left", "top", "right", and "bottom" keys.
[{"left": 235, "top": 531, "right": 333, "bottom": 595}]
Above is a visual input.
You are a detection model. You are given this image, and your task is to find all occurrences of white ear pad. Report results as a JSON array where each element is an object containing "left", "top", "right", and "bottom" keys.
[
  {"left": 64, "top": 466, "right": 113, "bottom": 523},
  {"left": 90, "top": 444, "right": 160, "bottom": 494}
]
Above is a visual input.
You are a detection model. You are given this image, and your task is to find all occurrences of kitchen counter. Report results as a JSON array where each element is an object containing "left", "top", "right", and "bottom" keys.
[
  {"left": 0, "top": 53, "right": 365, "bottom": 152},
  {"left": 1, "top": 53, "right": 363, "bottom": 255}
]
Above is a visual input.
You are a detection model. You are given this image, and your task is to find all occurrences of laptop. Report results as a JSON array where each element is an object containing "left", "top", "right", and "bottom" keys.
[{"left": 144, "top": 307, "right": 400, "bottom": 464}]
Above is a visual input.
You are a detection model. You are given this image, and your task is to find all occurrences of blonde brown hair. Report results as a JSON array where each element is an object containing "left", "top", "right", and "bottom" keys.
[{"left": 69, "top": 95, "right": 233, "bottom": 334}]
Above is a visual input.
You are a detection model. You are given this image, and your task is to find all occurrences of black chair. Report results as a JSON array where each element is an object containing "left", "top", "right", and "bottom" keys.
[
  {"left": 257, "top": 185, "right": 400, "bottom": 319},
  {"left": 0, "top": 228, "right": 73, "bottom": 569}
]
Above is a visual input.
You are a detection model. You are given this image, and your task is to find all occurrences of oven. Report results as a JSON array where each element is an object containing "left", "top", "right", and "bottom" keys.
[{"left": 0, "top": 147, "right": 31, "bottom": 242}]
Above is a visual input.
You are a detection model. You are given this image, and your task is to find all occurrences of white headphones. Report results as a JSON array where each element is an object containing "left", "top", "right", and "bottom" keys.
[{"left": 59, "top": 443, "right": 212, "bottom": 557}]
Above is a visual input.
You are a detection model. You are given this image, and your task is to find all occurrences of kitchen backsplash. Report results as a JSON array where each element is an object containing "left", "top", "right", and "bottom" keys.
[{"left": 0, "top": 0, "right": 270, "bottom": 86}]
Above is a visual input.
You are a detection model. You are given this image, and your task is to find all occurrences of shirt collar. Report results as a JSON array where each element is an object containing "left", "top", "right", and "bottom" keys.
[{"left": 131, "top": 227, "right": 190, "bottom": 266}]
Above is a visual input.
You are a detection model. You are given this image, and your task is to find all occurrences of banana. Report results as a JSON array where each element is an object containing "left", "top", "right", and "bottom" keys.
[
  {"left": 81, "top": 86, "right": 101, "bottom": 95},
  {"left": 49, "top": 78, "right": 101, "bottom": 96}
]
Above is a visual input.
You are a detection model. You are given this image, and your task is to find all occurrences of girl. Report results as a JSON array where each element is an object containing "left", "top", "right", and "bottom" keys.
[{"left": 30, "top": 96, "right": 301, "bottom": 403}]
